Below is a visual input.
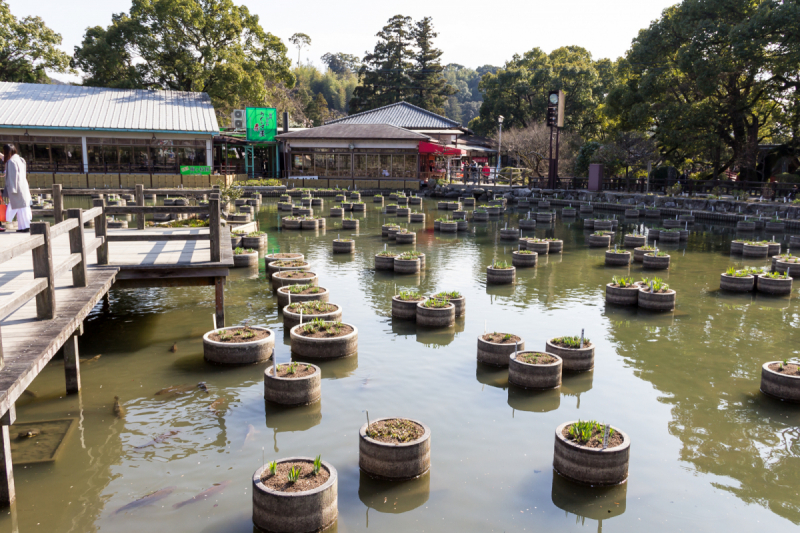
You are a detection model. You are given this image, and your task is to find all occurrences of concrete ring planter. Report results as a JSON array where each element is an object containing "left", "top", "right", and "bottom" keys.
[
  {"left": 519, "top": 219, "right": 537, "bottom": 230},
  {"left": 272, "top": 271, "right": 318, "bottom": 292},
  {"left": 289, "top": 323, "right": 358, "bottom": 359},
  {"left": 553, "top": 422, "right": 630, "bottom": 486},
  {"left": 349, "top": 193, "right": 361, "bottom": 200},
  {"left": 335, "top": 195, "right": 345, "bottom": 202},
  {"left": 457, "top": 220, "right": 469, "bottom": 231},
  {"left": 536, "top": 213, "right": 554, "bottom": 223},
  {"left": 330, "top": 207, "right": 344, "bottom": 217},
  {"left": 233, "top": 251, "right": 259, "bottom": 268},
  {"left": 352, "top": 204, "right": 366, "bottom": 212},
  {"left": 375, "top": 254, "right": 396, "bottom": 270},
  {"left": 397, "top": 208, "right": 411, "bottom": 217},
  {"left": 605, "top": 251, "right": 631, "bottom": 266},
  {"left": 203, "top": 326, "right": 274, "bottom": 365},
  {"left": 486, "top": 266, "right": 516, "bottom": 284},
  {"left": 416, "top": 301, "right": 455, "bottom": 327},
  {"left": 283, "top": 219, "right": 301, "bottom": 230},
  {"left": 646, "top": 209, "right": 661, "bottom": 218},
  {"left": 509, "top": 352, "right": 562, "bottom": 389},
  {"left": 433, "top": 220, "right": 441, "bottom": 231},
  {"left": 638, "top": 288, "right": 676, "bottom": 311},
  {"left": 447, "top": 202, "right": 462, "bottom": 211},
  {"left": 647, "top": 229, "right": 660, "bottom": 240},
  {"left": 268, "top": 261, "right": 311, "bottom": 279},
  {"left": 743, "top": 243, "right": 769, "bottom": 258},
  {"left": 662, "top": 220, "right": 680, "bottom": 229},
  {"left": 387, "top": 227, "right": 402, "bottom": 240},
  {"left": 500, "top": 228, "right": 519, "bottom": 241},
  {"left": 277, "top": 286, "right": 330, "bottom": 309},
  {"left": 730, "top": 241, "right": 745, "bottom": 254},
  {"left": 437, "top": 202, "right": 448, "bottom": 210},
  {"left": 242, "top": 235, "right": 267, "bottom": 249},
  {"left": 384, "top": 205, "right": 398, "bottom": 214},
  {"left": 512, "top": 251, "right": 538, "bottom": 268},
  {"left": 283, "top": 303, "right": 342, "bottom": 329},
  {"left": 587, "top": 235, "right": 611, "bottom": 248},
  {"left": 396, "top": 197, "right": 409, "bottom": 207},
  {"left": 435, "top": 295, "right": 464, "bottom": 317},
  {"left": 562, "top": 208, "right": 577, "bottom": 217},
  {"left": 396, "top": 232, "right": 416, "bottom": 245},
  {"left": 538, "top": 201, "right": 551, "bottom": 209},
  {"left": 526, "top": 241, "right": 550, "bottom": 254},
  {"left": 342, "top": 219, "right": 359, "bottom": 230},
  {"left": 643, "top": 254, "right": 670, "bottom": 270},
  {"left": 453, "top": 210, "right": 466, "bottom": 220},
  {"left": 605, "top": 284, "right": 639, "bottom": 305},
  {"left": 409, "top": 197, "right": 423, "bottom": 205},
  {"left": 737, "top": 221, "right": 756, "bottom": 231},
  {"left": 231, "top": 236, "right": 243, "bottom": 248},
  {"left": 382, "top": 224, "right": 399, "bottom": 237},
  {"left": 301, "top": 219, "right": 319, "bottom": 231},
  {"left": 440, "top": 222, "right": 458, "bottom": 233},
  {"left": 594, "top": 221, "right": 613, "bottom": 231},
  {"left": 341, "top": 203, "right": 353, "bottom": 211},
  {"left": 264, "top": 363, "right": 321, "bottom": 406},
  {"left": 624, "top": 235, "right": 646, "bottom": 248},
  {"left": 311, "top": 198, "right": 323, "bottom": 207},
  {"left": 409, "top": 213, "right": 425, "bottom": 223},
  {"left": 547, "top": 240, "right": 564, "bottom": 253},
  {"left": 659, "top": 231, "right": 680, "bottom": 243},
  {"left": 373, "top": 196, "right": 384, "bottom": 204},
  {"left": 487, "top": 207, "right": 502, "bottom": 216},
  {"left": 624, "top": 209, "right": 640, "bottom": 217},
  {"left": 359, "top": 418, "right": 431, "bottom": 480},
  {"left": 719, "top": 274, "right": 754, "bottom": 292},
  {"left": 545, "top": 339, "right": 594, "bottom": 372},
  {"left": 473, "top": 211, "right": 489, "bottom": 221},
  {"left": 392, "top": 296, "right": 424, "bottom": 320},
  {"left": 394, "top": 258, "right": 420, "bottom": 274},
  {"left": 264, "top": 253, "right": 305, "bottom": 264},
  {"left": 252, "top": 457, "right": 338, "bottom": 533},
  {"left": 756, "top": 274, "right": 792, "bottom": 295},
  {"left": 332, "top": 240, "right": 355, "bottom": 254},
  {"left": 761, "top": 362, "right": 800, "bottom": 402},
  {"left": 580, "top": 205, "right": 594, "bottom": 213},
  {"left": 776, "top": 260, "right": 800, "bottom": 277},
  {"left": 477, "top": 335, "right": 525, "bottom": 367},
  {"left": 633, "top": 247, "right": 651, "bottom": 262},
  {"left": 765, "top": 221, "right": 785, "bottom": 232},
  {"left": 767, "top": 242, "right": 781, "bottom": 256}
]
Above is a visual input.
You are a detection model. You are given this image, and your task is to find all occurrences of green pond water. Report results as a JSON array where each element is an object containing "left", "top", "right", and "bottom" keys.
[{"left": 3, "top": 197, "right": 800, "bottom": 532}]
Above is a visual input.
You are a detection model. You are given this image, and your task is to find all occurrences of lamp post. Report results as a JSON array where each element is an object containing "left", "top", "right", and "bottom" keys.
[{"left": 496, "top": 115, "right": 504, "bottom": 181}]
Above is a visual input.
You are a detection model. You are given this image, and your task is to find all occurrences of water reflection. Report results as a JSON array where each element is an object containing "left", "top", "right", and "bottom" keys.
[
  {"left": 475, "top": 362, "right": 508, "bottom": 390},
  {"left": 415, "top": 319, "right": 464, "bottom": 348},
  {"left": 561, "top": 371, "right": 594, "bottom": 409},
  {"left": 551, "top": 472, "right": 627, "bottom": 529},
  {"left": 263, "top": 400, "right": 322, "bottom": 453},
  {"left": 358, "top": 470, "right": 430, "bottom": 514},
  {"left": 508, "top": 385, "right": 560, "bottom": 413},
  {"left": 305, "top": 354, "right": 359, "bottom": 379}
]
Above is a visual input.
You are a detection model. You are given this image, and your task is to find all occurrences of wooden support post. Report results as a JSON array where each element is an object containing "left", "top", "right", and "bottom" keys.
[
  {"left": 135, "top": 184, "right": 145, "bottom": 230},
  {"left": 67, "top": 208, "right": 87, "bottom": 287},
  {"left": 214, "top": 276, "right": 225, "bottom": 328},
  {"left": 30, "top": 222, "right": 55, "bottom": 320},
  {"left": 0, "top": 327, "right": 3, "bottom": 371},
  {"left": 209, "top": 196, "right": 221, "bottom": 263},
  {"left": 0, "top": 406, "right": 16, "bottom": 507},
  {"left": 93, "top": 199, "right": 108, "bottom": 265},
  {"left": 52, "top": 183, "right": 63, "bottom": 224},
  {"left": 63, "top": 331, "right": 81, "bottom": 394}
]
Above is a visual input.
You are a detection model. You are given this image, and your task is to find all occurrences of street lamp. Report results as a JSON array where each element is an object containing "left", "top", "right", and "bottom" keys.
[{"left": 496, "top": 115, "right": 504, "bottom": 179}]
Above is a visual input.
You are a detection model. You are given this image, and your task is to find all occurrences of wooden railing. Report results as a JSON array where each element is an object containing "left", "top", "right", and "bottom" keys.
[{"left": 0, "top": 207, "right": 105, "bottom": 367}]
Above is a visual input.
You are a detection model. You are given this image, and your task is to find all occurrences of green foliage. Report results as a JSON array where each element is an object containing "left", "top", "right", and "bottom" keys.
[
  {"left": 287, "top": 465, "right": 302, "bottom": 483},
  {"left": 397, "top": 290, "right": 423, "bottom": 301},
  {"left": 651, "top": 277, "right": 669, "bottom": 292},
  {"left": 233, "top": 247, "right": 255, "bottom": 255},
  {"left": 491, "top": 260, "right": 512, "bottom": 269},
  {"left": 552, "top": 336, "right": 589, "bottom": 348},
  {"left": 434, "top": 290, "right": 462, "bottom": 299},
  {"left": 422, "top": 298, "right": 450, "bottom": 308},
  {"left": 268, "top": 461, "right": 277, "bottom": 476},
  {"left": 611, "top": 276, "right": 634, "bottom": 287},
  {"left": 568, "top": 420, "right": 614, "bottom": 445},
  {"left": 313, "top": 455, "right": 322, "bottom": 475},
  {"left": 286, "top": 361, "right": 298, "bottom": 375},
  {"left": 763, "top": 271, "right": 789, "bottom": 280}
]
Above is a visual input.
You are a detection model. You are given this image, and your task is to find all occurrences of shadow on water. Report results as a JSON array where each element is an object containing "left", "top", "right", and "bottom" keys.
[
  {"left": 390, "top": 319, "right": 417, "bottom": 337},
  {"left": 507, "top": 385, "right": 561, "bottom": 413},
  {"left": 415, "top": 319, "right": 465, "bottom": 348},
  {"left": 560, "top": 371, "right": 594, "bottom": 409},
  {"left": 263, "top": 400, "right": 322, "bottom": 453},
  {"left": 475, "top": 362, "right": 508, "bottom": 390},
  {"left": 296, "top": 354, "right": 359, "bottom": 379},
  {"left": 551, "top": 473, "right": 627, "bottom": 530},
  {"left": 358, "top": 470, "right": 431, "bottom": 514}
]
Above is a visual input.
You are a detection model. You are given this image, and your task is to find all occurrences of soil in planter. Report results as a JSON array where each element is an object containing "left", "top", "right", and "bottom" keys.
[
  {"left": 269, "top": 363, "right": 317, "bottom": 378},
  {"left": 286, "top": 302, "right": 337, "bottom": 315},
  {"left": 517, "top": 352, "right": 557, "bottom": 365},
  {"left": 273, "top": 260, "right": 307, "bottom": 267},
  {"left": 562, "top": 422, "right": 624, "bottom": 449},
  {"left": 208, "top": 327, "right": 270, "bottom": 343},
  {"left": 260, "top": 461, "right": 330, "bottom": 493},
  {"left": 395, "top": 291, "right": 425, "bottom": 302},
  {"left": 482, "top": 332, "right": 521, "bottom": 344},
  {"left": 296, "top": 322, "right": 354, "bottom": 339},
  {"left": 768, "top": 363, "right": 800, "bottom": 376},
  {"left": 366, "top": 419, "right": 424, "bottom": 443},
  {"left": 283, "top": 285, "right": 325, "bottom": 296},
  {"left": 277, "top": 271, "right": 315, "bottom": 280},
  {"left": 550, "top": 337, "right": 593, "bottom": 349}
]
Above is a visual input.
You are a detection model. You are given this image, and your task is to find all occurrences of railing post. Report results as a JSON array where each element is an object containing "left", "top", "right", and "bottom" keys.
[
  {"left": 0, "top": 405, "right": 16, "bottom": 506},
  {"left": 209, "top": 194, "right": 221, "bottom": 263},
  {"left": 67, "top": 208, "right": 87, "bottom": 287},
  {"left": 52, "top": 183, "right": 63, "bottom": 224},
  {"left": 135, "top": 184, "right": 145, "bottom": 230},
  {"left": 63, "top": 330, "right": 81, "bottom": 394},
  {"left": 93, "top": 199, "right": 108, "bottom": 265},
  {"left": 30, "top": 222, "right": 55, "bottom": 320}
]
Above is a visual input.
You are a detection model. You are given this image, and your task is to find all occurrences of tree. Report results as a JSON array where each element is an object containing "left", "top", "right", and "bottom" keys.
[
  {"left": 499, "top": 122, "right": 579, "bottom": 178},
  {"left": 350, "top": 15, "right": 413, "bottom": 113},
  {"left": 407, "top": 17, "right": 454, "bottom": 115},
  {"left": 591, "top": 131, "right": 658, "bottom": 179},
  {"left": 0, "top": 0, "right": 72, "bottom": 83},
  {"left": 289, "top": 33, "right": 311, "bottom": 65},
  {"left": 321, "top": 52, "right": 360, "bottom": 75},
  {"left": 72, "top": 0, "right": 294, "bottom": 122}
]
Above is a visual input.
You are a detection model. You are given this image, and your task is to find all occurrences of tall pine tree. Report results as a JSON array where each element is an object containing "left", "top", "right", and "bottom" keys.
[
  {"left": 408, "top": 17, "right": 454, "bottom": 116},
  {"left": 349, "top": 15, "right": 413, "bottom": 113}
]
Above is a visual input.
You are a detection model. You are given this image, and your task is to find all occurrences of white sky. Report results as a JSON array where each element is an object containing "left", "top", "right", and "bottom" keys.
[{"left": 10, "top": 0, "right": 677, "bottom": 83}]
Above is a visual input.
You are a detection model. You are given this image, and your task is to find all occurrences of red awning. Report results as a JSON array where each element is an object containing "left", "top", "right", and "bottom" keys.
[{"left": 419, "top": 141, "right": 463, "bottom": 156}]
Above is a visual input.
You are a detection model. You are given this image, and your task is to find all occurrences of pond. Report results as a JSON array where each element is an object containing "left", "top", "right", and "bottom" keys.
[{"left": 2, "top": 197, "right": 799, "bottom": 532}]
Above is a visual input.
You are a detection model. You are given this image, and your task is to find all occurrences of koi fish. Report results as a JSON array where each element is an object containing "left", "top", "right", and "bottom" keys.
[
  {"left": 114, "top": 486, "right": 176, "bottom": 515},
  {"left": 172, "top": 480, "right": 231, "bottom": 509},
  {"left": 113, "top": 396, "right": 125, "bottom": 418},
  {"left": 135, "top": 430, "right": 179, "bottom": 449}
]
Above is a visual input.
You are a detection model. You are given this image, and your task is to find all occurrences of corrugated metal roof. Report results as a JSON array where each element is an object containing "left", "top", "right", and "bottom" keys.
[
  {"left": 325, "top": 101, "right": 461, "bottom": 129},
  {"left": 276, "top": 123, "right": 429, "bottom": 140},
  {"left": 0, "top": 82, "right": 219, "bottom": 135}
]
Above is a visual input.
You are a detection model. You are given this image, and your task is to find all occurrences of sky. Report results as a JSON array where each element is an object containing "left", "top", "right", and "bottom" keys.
[{"left": 10, "top": 0, "right": 678, "bottom": 83}]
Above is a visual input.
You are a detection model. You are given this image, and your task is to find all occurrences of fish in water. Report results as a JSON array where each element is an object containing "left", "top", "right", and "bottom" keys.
[
  {"left": 114, "top": 486, "right": 176, "bottom": 515},
  {"left": 239, "top": 424, "right": 257, "bottom": 451},
  {"left": 21, "top": 390, "right": 38, "bottom": 399},
  {"left": 198, "top": 382, "right": 209, "bottom": 393},
  {"left": 17, "top": 429, "right": 40, "bottom": 439},
  {"left": 113, "top": 396, "right": 125, "bottom": 418},
  {"left": 172, "top": 480, "right": 231, "bottom": 509},
  {"left": 169, "top": 343, "right": 177, "bottom": 353},
  {"left": 209, "top": 398, "right": 227, "bottom": 414},
  {"left": 135, "top": 430, "right": 180, "bottom": 449},
  {"left": 155, "top": 383, "right": 208, "bottom": 396},
  {"left": 80, "top": 354, "right": 102, "bottom": 364}
]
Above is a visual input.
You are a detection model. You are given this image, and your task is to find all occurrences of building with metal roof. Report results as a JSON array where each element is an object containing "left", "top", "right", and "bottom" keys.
[
  {"left": 325, "top": 101, "right": 462, "bottom": 131},
  {"left": 0, "top": 82, "right": 220, "bottom": 189}
]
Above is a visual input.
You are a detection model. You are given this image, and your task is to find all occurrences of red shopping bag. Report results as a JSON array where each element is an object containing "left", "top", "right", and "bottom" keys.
[{"left": 0, "top": 197, "right": 6, "bottom": 222}]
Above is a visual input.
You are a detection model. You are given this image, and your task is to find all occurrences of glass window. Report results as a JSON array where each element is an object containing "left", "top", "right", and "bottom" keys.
[
  {"left": 18, "top": 143, "right": 34, "bottom": 163},
  {"left": 391, "top": 155, "right": 405, "bottom": 178},
  {"left": 354, "top": 154, "right": 367, "bottom": 177},
  {"left": 312, "top": 154, "right": 325, "bottom": 176},
  {"left": 178, "top": 146, "right": 206, "bottom": 166},
  {"left": 33, "top": 143, "right": 51, "bottom": 164},
  {"left": 380, "top": 155, "right": 391, "bottom": 178},
  {"left": 336, "top": 154, "right": 351, "bottom": 177},
  {"left": 324, "top": 154, "right": 335, "bottom": 176},
  {"left": 119, "top": 146, "right": 133, "bottom": 170},
  {"left": 133, "top": 147, "right": 150, "bottom": 170},
  {"left": 152, "top": 147, "right": 176, "bottom": 171}
]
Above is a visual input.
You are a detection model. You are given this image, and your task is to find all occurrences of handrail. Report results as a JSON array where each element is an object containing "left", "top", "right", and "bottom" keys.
[
  {"left": 49, "top": 218, "right": 80, "bottom": 240},
  {"left": 0, "top": 279, "right": 48, "bottom": 321},
  {"left": 105, "top": 233, "right": 210, "bottom": 242},
  {"left": 30, "top": 188, "right": 217, "bottom": 195},
  {"left": 0, "top": 235, "right": 45, "bottom": 265}
]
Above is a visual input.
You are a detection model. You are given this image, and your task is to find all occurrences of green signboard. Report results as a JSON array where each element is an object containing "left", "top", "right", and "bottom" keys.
[
  {"left": 179, "top": 165, "right": 211, "bottom": 175},
  {"left": 246, "top": 107, "right": 278, "bottom": 142}
]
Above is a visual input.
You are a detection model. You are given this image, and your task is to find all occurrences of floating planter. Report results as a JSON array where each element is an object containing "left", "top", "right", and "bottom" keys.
[
  {"left": 486, "top": 261, "right": 516, "bottom": 284},
  {"left": 500, "top": 228, "right": 519, "bottom": 241},
  {"left": 282, "top": 217, "right": 301, "bottom": 230},
  {"left": 342, "top": 218, "right": 359, "bottom": 230},
  {"left": 624, "top": 209, "right": 640, "bottom": 217},
  {"left": 231, "top": 234, "right": 243, "bottom": 248},
  {"left": 233, "top": 247, "right": 259, "bottom": 268},
  {"left": 452, "top": 210, "right": 466, "bottom": 220},
  {"left": 373, "top": 195, "right": 384, "bottom": 205},
  {"left": 526, "top": 238, "right": 549, "bottom": 254},
  {"left": 719, "top": 267, "right": 756, "bottom": 292},
  {"left": 538, "top": 200, "right": 550, "bottom": 209},
  {"left": 431, "top": 290, "right": 465, "bottom": 317},
  {"left": 765, "top": 219, "right": 786, "bottom": 232},
  {"left": 776, "top": 256, "right": 800, "bottom": 278},
  {"left": 301, "top": 217, "right": 320, "bottom": 230},
  {"left": 461, "top": 197, "right": 475, "bottom": 207},
  {"left": 473, "top": 208, "right": 489, "bottom": 221},
  {"left": 605, "top": 276, "right": 639, "bottom": 305},
  {"left": 399, "top": 251, "right": 425, "bottom": 269},
  {"left": 388, "top": 227, "right": 402, "bottom": 240},
  {"left": 392, "top": 291, "right": 425, "bottom": 320},
  {"left": 638, "top": 277, "right": 676, "bottom": 311},
  {"left": 457, "top": 220, "right": 469, "bottom": 231},
  {"left": 631, "top": 245, "right": 652, "bottom": 263},
  {"left": 359, "top": 418, "right": 431, "bottom": 480},
  {"left": 330, "top": 207, "right": 344, "bottom": 217},
  {"left": 518, "top": 199, "right": 531, "bottom": 208},
  {"left": 487, "top": 206, "right": 502, "bottom": 216},
  {"left": 519, "top": 218, "right": 536, "bottom": 230},
  {"left": 743, "top": 241, "right": 769, "bottom": 258},
  {"left": 679, "top": 214, "right": 694, "bottom": 223},
  {"left": 332, "top": 239, "right": 355, "bottom": 254},
  {"left": 767, "top": 241, "right": 781, "bottom": 256},
  {"left": 396, "top": 230, "right": 416, "bottom": 245},
  {"left": 416, "top": 298, "right": 455, "bottom": 327},
  {"left": 579, "top": 204, "right": 593, "bottom": 213},
  {"left": 447, "top": 202, "right": 462, "bottom": 211},
  {"left": 587, "top": 232, "right": 611, "bottom": 248},
  {"left": 349, "top": 192, "right": 361, "bottom": 201},
  {"left": 272, "top": 271, "right": 318, "bottom": 292},
  {"left": 546, "top": 336, "right": 594, "bottom": 372},
  {"left": 242, "top": 231, "right": 267, "bottom": 249},
  {"left": 397, "top": 207, "right": 411, "bottom": 217},
  {"left": 290, "top": 321, "right": 358, "bottom": 359},
  {"left": 352, "top": 202, "right": 366, "bottom": 212},
  {"left": 605, "top": 249, "right": 631, "bottom": 266},
  {"left": 679, "top": 229, "right": 689, "bottom": 241},
  {"left": 757, "top": 272, "right": 792, "bottom": 295},
  {"left": 624, "top": 234, "right": 646, "bottom": 248},
  {"left": 737, "top": 220, "right": 756, "bottom": 231},
  {"left": 437, "top": 201, "right": 449, "bottom": 210},
  {"left": 311, "top": 198, "right": 323, "bottom": 207},
  {"left": 594, "top": 220, "right": 613, "bottom": 231},
  {"left": 536, "top": 212, "right": 555, "bottom": 223},
  {"left": 584, "top": 219, "right": 595, "bottom": 230},
  {"left": 382, "top": 224, "right": 400, "bottom": 237},
  {"left": 264, "top": 362, "right": 321, "bottom": 406},
  {"left": 477, "top": 332, "right": 524, "bottom": 367},
  {"left": 647, "top": 228, "right": 661, "bottom": 240},
  {"left": 335, "top": 194, "right": 346, "bottom": 202},
  {"left": 280, "top": 194, "right": 292, "bottom": 203},
  {"left": 268, "top": 259, "right": 311, "bottom": 280},
  {"left": 546, "top": 239, "right": 564, "bottom": 253},
  {"left": 643, "top": 251, "right": 670, "bottom": 270},
  {"left": 374, "top": 251, "right": 397, "bottom": 270},
  {"left": 645, "top": 207, "right": 661, "bottom": 218},
  {"left": 760, "top": 361, "right": 800, "bottom": 402},
  {"left": 562, "top": 207, "right": 577, "bottom": 217},
  {"left": 394, "top": 254, "right": 420, "bottom": 274},
  {"left": 659, "top": 229, "right": 680, "bottom": 243},
  {"left": 341, "top": 202, "right": 353, "bottom": 211},
  {"left": 396, "top": 197, "right": 409, "bottom": 207},
  {"left": 410, "top": 212, "right": 425, "bottom": 223},
  {"left": 277, "top": 284, "right": 329, "bottom": 309},
  {"left": 203, "top": 326, "right": 274, "bottom": 364},
  {"left": 252, "top": 457, "right": 338, "bottom": 533},
  {"left": 553, "top": 421, "right": 630, "bottom": 486},
  {"left": 440, "top": 221, "right": 458, "bottom": 233},
  {"left": 283, "top": 301, "right": 342, "bottom": 329},
  {"left": 512, "top": 249, "right": 538, "bottom": 267},
  {"left": 662, "top": 219, "right": 680, "bottom": 229},
  {"left": 265, "top": 252, "right": 304, "bottom": 265},
  {"left": 509, "top": 351, "right": 562, "bottom": 389}
]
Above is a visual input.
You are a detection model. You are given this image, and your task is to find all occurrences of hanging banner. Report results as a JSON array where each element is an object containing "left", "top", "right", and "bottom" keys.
[{"left": 246, "top": 107, "right": 278, "bottom": 142}]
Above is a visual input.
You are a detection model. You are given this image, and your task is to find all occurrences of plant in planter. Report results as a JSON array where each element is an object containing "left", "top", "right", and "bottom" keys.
[
  {"left": 203, "top": 325, "right": 274, "bottom": 364},
  {"left": 394, "top": 252, "right": 421, "bottom": 273},
  {"left": 375, "top": 250, "right": 398, "bottom": 270},
  {"left": 332, "top": 238, "right": 355, "bottom": 254},
  {"left": 720, "top": 266, "right": 757, "bottom": 292},
  {"left": 546, "top": 335, "right": 594, "bottom": 372},
  {"left": 359, "top": 418, "right": 431, "bottom": 480},
  {"left": 544, "top": 238, "right": 564, "bottom": 253},
  {"left": 525, "top": 237, "right": 549, "bottom": 254},
  {"left": 757, "top": 270, "right": 793, "bottom": 295},
  {"left": 606, "top": 276, "right": 639, "bottom": 305},
  {"left": 605, "top": 247, "right": 631, "bottom": 266},
  {"left": 290, "top": 319, "right": 358, "bottom": 359},
  {"left": 392, "top": 290, "right": 425, "bottom": 320},
  {"left": 638, "top": 277, "right": 676, "bottom": 311},
  {"left": 587, "top": 231, "right": 612, "bottom": 248},
  {"left": 242, "top": 231, "right": 267, "bottom": 249},
  {"left": 398, "top": 250, "right": 426, "bottom": 269},
  {"left": 252, "top": 456, "right": 337, "bottom": 532},
  {"left": 432, "top": 290, "right": 465, "bottom": 317},
  {"left": 512, "top": 248, "right": 538, "bottom": 268},
  {"left": 643, "top": 250, "right": 671, "bottom": 269},
  {"left": 761, "top": 358, "right": 800, "bottom": 402},
  {"left": 633, "top": 244, "right": 654, "bottom": 263},
  {"left": 477, "top": 332, "right": 524, "bottom": 366},
  {"left": 264, "top": 362, "right": 321, "bottom": 406},
  {"left": 283, "top": 301, "right": 342, "bottom": 329},
  {"left": 416, "top": 298, "right": 455, "bottom": 327},
  {"left": 553, "top": 420, "right": 630, "bottom": 485},
  {"left": 486, "top": 260, "right": 516, "bottom": 284},
  {"left": 272, "top": 270, "right": 318, "bottom": 292},
  {"left": 277, "top": 283, "right": 329, "bottom": 308},
  {"left": 233, "top": 247, "right": 259, "bottom": 268},
  {"left": 509, "top": 351, "right": 562, "bottom": 389}
]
